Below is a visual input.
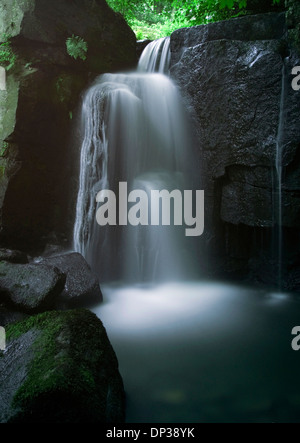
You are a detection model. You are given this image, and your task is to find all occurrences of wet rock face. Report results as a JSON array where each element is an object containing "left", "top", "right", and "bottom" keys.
[
  {"left": 39, "top": 252, "right": 103, "bottom": 308},
  {"left": 171, "top": 12, "right": 287, "bottom": 65},
  {"left": 0, "top": 251, "right": 102, "bottom": 313},
  {"left": 0, "top": 261, "right": 66, "bottom": 313},
  {"left": 170, "top": 12, "right": 300, "bottom": 289},
  {"left": 0, "top": 309, "right": 125, "bottom": 423},
  {"left": 137, "top": 39, "right": 152, "bottom": 59},
  {"left": 0, "top": 0, "right": 137, "bottom": 73},
  {"left": 0, "top": 249, "right": 28, "bottom": 264},
  {"left": 0, "top": 0, "right": 137, "bottom": 252},
  {"left": 286, "top": 0, "right": 300, "bottom": 53},
  {"left": 0, "top": 253, "right": 115, "bottom": 423}
]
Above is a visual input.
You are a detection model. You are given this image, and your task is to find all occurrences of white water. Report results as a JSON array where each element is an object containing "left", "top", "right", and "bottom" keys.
[
  {"left": 74, "top": 38, "right": 195, "bottom": 282},
  {"left": 72, "top": 39, "right": 300, "bottom": 424},
  {"left": 138, "top": 37, "right": 171, "bottom": 74}
]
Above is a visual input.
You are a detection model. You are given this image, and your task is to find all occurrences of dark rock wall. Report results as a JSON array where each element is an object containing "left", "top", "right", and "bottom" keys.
[
  {"left": 170, "top": 12, "right": 300, "bottom": 289},
  {"left": 0, "top": 0, "right": 137, "bottom": 253},
  {"left": 286, "top": 0, "right": 300, "bottom": 52}
]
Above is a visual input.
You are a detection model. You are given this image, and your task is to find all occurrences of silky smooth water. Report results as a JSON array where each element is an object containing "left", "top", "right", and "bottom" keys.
[
  {"left": 92, "top": 282, "right": 300, "bottom": 423},
  {"left": 275, "top": 63, "right": 287, "bottom": 289},
  {"left": 73, "top": 43, "right": 196, "bottom": 282},
  {"left": 138, "top": 37, "right": 171, "bottom": 74},
  {"left": 74, "top": 38, "right": 299, "bottom": 423}
]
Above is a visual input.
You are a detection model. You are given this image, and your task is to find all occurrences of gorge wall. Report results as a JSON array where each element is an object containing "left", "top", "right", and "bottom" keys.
[
  {"left": 170, "top": 12, "right": 300, "bottom": 290},
  {"left": 0, "top": 0, "right": 137, "bottom": 253},
  {"left": 0, "top": 2, "right": 299, "bottom": 291}
]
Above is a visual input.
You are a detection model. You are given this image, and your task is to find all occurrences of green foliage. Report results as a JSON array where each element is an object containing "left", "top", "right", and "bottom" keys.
[
  {"left": 107, "top": 0, "right": 284, "bottom": 39},
  {"left": 6, "top": 310, "right": 113, "bottom": 423},
  {"left": 131, "top": 15, "right": 191, "bottom": 40},
  {"left": 0, "top": 165, "right": 5, "bottom": 178},
  {"left": 66, "top": 35, "right": 88, "bottom": 61},
  {"left": 0, "top": 142, "right": 9, "bottom": 157},
  {"left": 0, "top": 34, "right": 16, "bottom": 70}
]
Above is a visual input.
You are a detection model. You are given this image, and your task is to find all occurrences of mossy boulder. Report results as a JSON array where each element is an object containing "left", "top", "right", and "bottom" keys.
[{"left": 0, "top": 309, "right": 125, "bottom": 423}]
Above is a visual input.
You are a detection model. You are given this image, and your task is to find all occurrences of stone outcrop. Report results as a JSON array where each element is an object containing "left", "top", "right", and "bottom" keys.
[
  {"left": 0, "top": 0, "right": 137, "bottom": 252},
  {"left": 0, "top": 261, "right": 66, "bottom": 313},
  {"left": 170, "top": 12, "right": 300, "bottom": 289},
  {"left": 137, "top": 39, "right": 152, "bottom": 59},
  {"left": 0, "top": 309, "right": 125, "bottom": 423},
  {"left": 286, "top": 0, "right": 300, "bottom": 52},
  {"left": 0, "top": 248, "right": 28, "bottom": 264},
  {"left": 39, "top": 252, "right": 103, "bottom": 308},
  {"left": 0, "top": 251, "right": 102, "bottom": 313},
  {"left": 171, "top": 12, "right": 287, "bottom": 66}
]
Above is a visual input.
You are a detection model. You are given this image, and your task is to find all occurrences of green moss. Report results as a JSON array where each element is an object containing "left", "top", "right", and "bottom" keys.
[
  {"left": 53, "top": 73, "right": 85, "bottom": 118},
  {"left": 0, "top": 141, "right": 8, "bottom": 157},
  {"left": 55, "top": 76, "right": 68, "bottom": 104},
  {"left": 6, "top": 309, "right": 114, "bottom": 423},
  {"left": 0, "top": 34, "right": 16, "bottom": 70}
]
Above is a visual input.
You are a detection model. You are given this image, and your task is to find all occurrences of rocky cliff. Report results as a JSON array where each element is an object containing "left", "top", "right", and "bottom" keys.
[
  {"left": 170, "top": 12, "right": 300, "bottom": 290},
  {"left": 0, "top": 0, "right": 137, "bottom": 253}
]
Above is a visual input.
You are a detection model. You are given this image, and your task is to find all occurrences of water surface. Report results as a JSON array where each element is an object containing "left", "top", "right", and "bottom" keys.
[{"left": 92, "top": 281, "right": 300, "bottom": 423}]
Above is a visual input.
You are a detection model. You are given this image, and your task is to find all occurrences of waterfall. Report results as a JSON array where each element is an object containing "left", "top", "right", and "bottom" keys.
[
  {"left": 138, "top": 37, "right": 171, "bottom": 74},
  {"left": 73, "top": 38, "right": 196, "bottom": 282},
  {"left": 274, "top": 62, "right": 286, "bottom": 289}
]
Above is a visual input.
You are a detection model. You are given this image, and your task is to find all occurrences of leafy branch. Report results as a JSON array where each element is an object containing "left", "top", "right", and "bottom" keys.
[
  {"left": 0, "top": 34, "right": 16, "bottom": 70},
  {"left": 107, "top": 0, "right": 284, "bottom": 39},
  {"left": 66, "top": 35, "right": 88, "bottom": 61}
]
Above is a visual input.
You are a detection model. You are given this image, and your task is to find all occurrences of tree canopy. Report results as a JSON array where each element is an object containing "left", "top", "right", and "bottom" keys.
[{"left": 107, "top": 0, "right": 284, "bottom": 40}]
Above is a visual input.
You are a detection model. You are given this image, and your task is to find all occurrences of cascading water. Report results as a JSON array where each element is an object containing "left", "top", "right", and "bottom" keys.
[
  {"left": 274, "top": 62, "right": 287, "bottom": 289},
  {"left": 73, "top": 38, "right": 195, "bottom": 282},
  {"left": 72, "top": 38, "right": 300, "bottom": 425},
  {"left": 138, "top": 37, "right": 171, "bottom": 73}
]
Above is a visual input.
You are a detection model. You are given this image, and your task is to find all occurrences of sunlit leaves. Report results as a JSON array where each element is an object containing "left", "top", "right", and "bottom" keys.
[{"left": 107, "top": 0, "right": 284, "bottom": 40}]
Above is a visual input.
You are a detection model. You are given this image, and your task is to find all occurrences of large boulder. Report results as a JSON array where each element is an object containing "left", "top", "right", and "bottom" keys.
[
  {"left": 170, "top": 12, "right": 300, "bottom": 289},
  {"left": 0, "top": 0, "right": 137, "bottom": 253},
  {"left": 0, "top": 248, "right": 28, "bottom": 264},
  {"left": 0, "top": 0, "right": 137, "bottom": 73},
  {"left": 0, "top": 261, "right": 66, "bottom": 313},
  {"left": 171, "top": 12, "right": 287, "bottom": 65},
  {"left": 0, "top": 309, "right": 125, "bottom": 423},
  {"left": 39, "top": 252, "right": 103, "bottom": 308},
  {"left": 0, "top": 306, "right": 28, "bottom": 327}
]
